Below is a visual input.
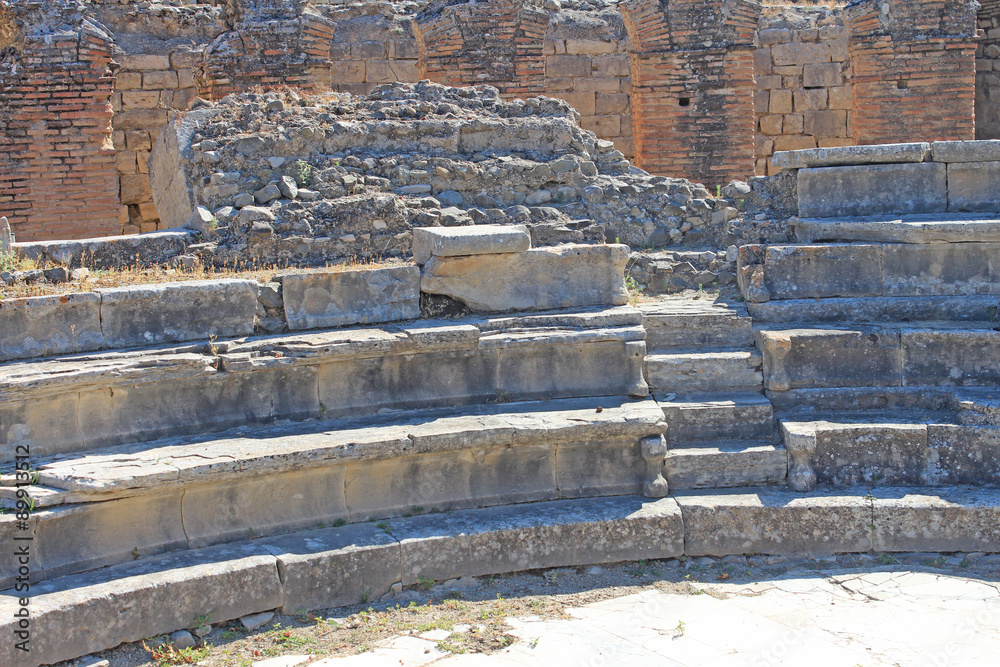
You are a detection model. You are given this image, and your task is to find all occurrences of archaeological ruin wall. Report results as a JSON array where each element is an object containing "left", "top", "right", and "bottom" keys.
[{"left": 0, "top": 0, "right": 992, "bottom": 242}]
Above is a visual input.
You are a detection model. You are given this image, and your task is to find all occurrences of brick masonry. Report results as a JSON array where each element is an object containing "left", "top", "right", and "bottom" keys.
[
  {"left": 844, "top": 0, "right": 977, "bottom": 146},
  {"left": 0, "top": 18, "right": 120, "bottom": 241},
  {"left": 621, "top": 0, "right": 761, "bottom": 188},
  {"left": 0, "top": 0, "right": 994, "bottom": 241}
]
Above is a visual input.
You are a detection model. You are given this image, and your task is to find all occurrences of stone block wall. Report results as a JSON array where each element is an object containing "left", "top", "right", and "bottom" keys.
[
  {"left": 844, "top": 0, "right": 978, "bottom": 146},
  {"left": 112, "top": 50, "right": 202, "bottom": 234},
  {"left": 0, "top": 12, "right": 120, "bottom": 241},
  {"left": 754, "top": 22, "right": 852, "bottom": 176},
  {"left": 977, "top": 0, "right": 1000, "bottom": 139}
]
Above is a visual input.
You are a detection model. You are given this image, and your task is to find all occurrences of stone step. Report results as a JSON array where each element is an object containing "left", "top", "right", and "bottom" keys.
[
  {"left": 747, "top": 295, "right": 1000, "bottom": 324},
  {"left": 638, "top": 297, "right": 753, "bottom": 349},
  {"left": 0, "top": 306, "right": 649, "bottom": 461},
  {"left": 645, "top": 350, "right": 763, "bottom": 393},
  {"left": 766, "top": 386, "right": 959, "bottom": 415},
  {"left": 737, "top": 242, "right": 1000, "bottom": 302},
  {"left": 954, "top": 388, "right": 1000, "bottom": 426},
  {"left": 0, "top": 495, "right": 685, "bottom": 667},
  {"left": 665, "top": 440, "right": 787, "bottom": 490},
  {"left": 0, "top": 396, "right": 667, "bottom": 586},
  {"left": 756, "top": 324, "right": 1000, "bottom": 392},
  {"left": 779, "top": 417, "right": 1000, "bottom": 492},
  {"left": 656, "top": 393, "right": 774, "bottom": 443},
  {"left": 675, "top": 485, "right": 1000, "bottom": 557},
  {"left": 792, "top": 213, "right": 1000, "bottom": 244}
]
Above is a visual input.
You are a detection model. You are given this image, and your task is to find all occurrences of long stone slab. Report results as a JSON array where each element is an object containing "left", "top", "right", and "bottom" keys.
[
  {"left": 0, "top": 541, "right": 282, "bottom": 667},
  {"left": 0, "top": 293, "right": 105, "bottom": 362},
  {"left": 388, "top": 496, "right": 684, "bottom": 586},
  {"left": 747, "top": 296, "right": 1000, "bottom": 324},
  {"left": 881, "top": 242, "right": 1000, "bottom": 296},
  {"left": 675, "top": 488, "right": 875, "bottom": 556},
  {"left": 279, "top": 265, "right": 420, "bottom": 330},
  {"left": 762, "top": 244, "right": 883, "bottom": 299},
  {"left": 420, "top": 244, "right": 629, "bottom": 312},
  {"left": 792, "top": 215, "right": 1000, "bottom": 244},
  {"left": 773, "top": 143, "right": 930, "bottom": 171},
  {"left": 645, "top": 351, "right": 763, "bottom": 393},
  {"left": 902, "top": 329, "right": 1000, "bottom": 386},
  {"left": 797, "top": 163, "right": 947, "bottom": 218},
  {"left": 411, "top": 224, "right": 531, "bottom": 265},
  {"left": 98, "top": 279, "right": 259, "bottom": 347},
  {"left": 931, "top": 140, "right": 1000, "bottom": 163},
  {"left": 15, "top": 229, "right": 194, "bottom": 270},
  {"left": 872, "top": 487, "right": 1000, "bottom": 553},
  {"left": 638, "top": 299, "right": 753, "bottom": 349}
]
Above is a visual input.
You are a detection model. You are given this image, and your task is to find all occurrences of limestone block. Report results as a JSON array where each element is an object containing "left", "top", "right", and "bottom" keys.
[
  {"left": 758, "top": 327, "right": 903, "bottom": 392},
  {"left": 931, "top": 140, "right": 1000, "bottom": 163},
  {"left": 927, "top": 425, "right": 1000, "bottom": 485},
  {"left": 0, "top": 543, "right": 281, "bottom": 667},
  {"left": 872, "top": 488, "right": 1000, "bottom": 553},
  {"left": 780, "top": 421, "right": 930, "bottom": 489},
  {"left": 676, "top": 488, "right": 874, "bottom": 556},
  {"left": 411, "top": 225, "right": 531, "bottom": 265},
  {"left": 98, "top": 279, "right": 258, "bottom": 347},
  {"left": 773, "top": 142, "right": 930, "bottom": 170},
  {"left": 389, "top": 496, "right": 684, "bottom": 585},
  {"left": 495, "top": 338, "right": 645, "bottom": 399},
  {"left": 881, "top": 242, "right": 1000, "bottom": 297},
  {"left": 260, "top": 523, "right": 401, "bottom": 613},
  {"left": 947, "top": 161, "right": 1000, "bottom": 211},
  {"left": 762, "top": 244, "right": 883, "bottom": 299},
  {"left": 34, "top": 492, "right": 187, "bottom": 578},
  {"left": 16, "top": 229, "right": 193, "bottom": 270},
  {"left": 148, "top": 108, "right": 218, "bottom": 230},
  {"left": 902, "top": 329, "right": 1000, "bottom": 386},
  {"left": 802, "top": 62, "right": 844, "bottom": 87},
  {"left": 421, "top": 244, "right": 629, "bottom": 312},
  {"left": 280, "top": 266, "right": 420, "bottom": 330},
  {"left": 182, "top": 467, "right": 350, "bottom": 547},
  {"left": 797, "top": 163, "right": 947, "bottom": 218},
  {"left": 771, "top": 42, "right": 831, "bottom": 66},
  {"left": 0, "top": 293, "right": 105, "bottom": 362}
]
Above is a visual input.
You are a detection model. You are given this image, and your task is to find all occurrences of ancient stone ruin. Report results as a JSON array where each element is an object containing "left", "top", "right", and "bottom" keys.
[{"left": 3, "top": 1, "right": 1000, "bottom": 666}]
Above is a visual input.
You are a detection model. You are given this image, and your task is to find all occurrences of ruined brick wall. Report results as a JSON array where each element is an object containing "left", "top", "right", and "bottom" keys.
[
  {"left": 977, "top": 0, "right": 1000, "bottom": 139},
  {"left": 413, "top": 0, "right": 548, "bottom": 97},
  {"left": 844, "top": 0, "right": 978, "bottom": 146},
  {"left": 753, "top": 16, "right": 852, "bottom": 176},
  {"left": 622, "top": 0, "right": 761, "bottom": 188},
  {"left": 0, "top": 12, "right": 119, "bottom": 241}
]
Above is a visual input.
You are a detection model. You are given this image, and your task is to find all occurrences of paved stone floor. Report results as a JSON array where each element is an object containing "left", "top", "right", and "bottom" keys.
[{"left": 255, "top": 569, "right": 1000, "bottom": 667}]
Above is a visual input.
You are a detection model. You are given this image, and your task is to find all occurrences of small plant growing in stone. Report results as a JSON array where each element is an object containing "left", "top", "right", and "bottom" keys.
[
  {"left": 292, "top": 160, "right": 313, "bottom": 187},
  {"left": 418, "top": 575, "right": 435, "bottom": 590}
]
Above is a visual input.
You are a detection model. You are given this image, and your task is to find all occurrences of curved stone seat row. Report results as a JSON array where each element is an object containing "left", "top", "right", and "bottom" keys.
[
  {"left": 0, "top": 396, "right": 667, "bottom": 587},
  {"left": 4, "top": 486, "right": 1000, "bottom": 667},
  {"left": 0, "top": 306, "right": 647, "bottom": 461}
]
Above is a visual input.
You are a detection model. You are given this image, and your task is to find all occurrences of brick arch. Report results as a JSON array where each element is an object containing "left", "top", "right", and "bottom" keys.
[
  {"left": 844, "top": 0, "right": 978, "bottom": 145},
  {"left": 413, "top": 0, "right": 549, "bottom": 98},
  {"left": 621, "top": 0, "right": 761, "bottom": 187}
]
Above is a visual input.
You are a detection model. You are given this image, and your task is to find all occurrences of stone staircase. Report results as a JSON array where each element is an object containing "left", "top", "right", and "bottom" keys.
[{"left": 639, "top": 298, "right": 786, "bottom": 491}]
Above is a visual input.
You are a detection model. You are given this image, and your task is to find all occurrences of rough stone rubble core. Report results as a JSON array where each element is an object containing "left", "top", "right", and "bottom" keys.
[{"left": 147, "top": 80, "right": 731, "bottom": 269}]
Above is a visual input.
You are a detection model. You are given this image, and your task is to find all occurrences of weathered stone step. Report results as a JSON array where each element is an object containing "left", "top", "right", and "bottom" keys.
[
  {"left": 955, "top": 388, "right": 1000, "bottom": 426},
  {"left": 766, "top": 386, "right": 959, "bottom": 415},
  {"left": 0, "top": 306, "right": 648, "bottom": 461},
  {"left": 665, "top": 440, "right": 787, "bottom": 490},
  {"left": 0, "top": 396, "right": 667, "bottom": 585},
  {"left": 675, "top": 486, "right": 1000, "bottom": 557},
  {"left": 792, "top": 213, "right": 1000, "bottom": 244},
  {"left": 656, "top": 393, "right": 773, "bottom": 443},
  {"left": 638, "top": 298, "right": 753, "bottom": 349},
  {"left": 738, "top": 242, "right": 1000, "bottom": 302},
  {"left": 747, "top": 295, "right": 1000, "bottom": 324},
  {"left": 778, "top": 417, "right": 1000, "bottom": 491},
  {"left": 0, "top": 495, "right": 685, "bottom": 667},
  {"left": 645, "top": 350, "right": 763, "bottom": 393},
  {"left": 756, "top": 324, "right": 1000, "bottom": 392}
]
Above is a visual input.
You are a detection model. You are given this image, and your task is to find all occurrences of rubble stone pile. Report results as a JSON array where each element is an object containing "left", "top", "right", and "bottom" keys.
[{"left": 150, "top": 80, "right": 740, "bottom": 268}]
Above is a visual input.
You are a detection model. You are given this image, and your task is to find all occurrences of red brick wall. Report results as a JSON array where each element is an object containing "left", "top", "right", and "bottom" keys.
[
  {"left": 413, "top": 0, "right": 548, "bottom": 98},
  {"left": 199, "top": 11, "right": 334, "bottom": 100},
  {"left": 845, "top": 0, "right": 977, "bottom": 146},
  {"left": 621, "top": 0, "right": 761, "bottom": 188},
  {"left": 0, "top": 21, "right": 120, "bottom": 241}
]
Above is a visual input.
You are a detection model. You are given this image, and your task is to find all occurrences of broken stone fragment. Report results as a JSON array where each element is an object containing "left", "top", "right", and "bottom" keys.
[{"left": 0, "top": 216, "right": 12, "bottom": 252}]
